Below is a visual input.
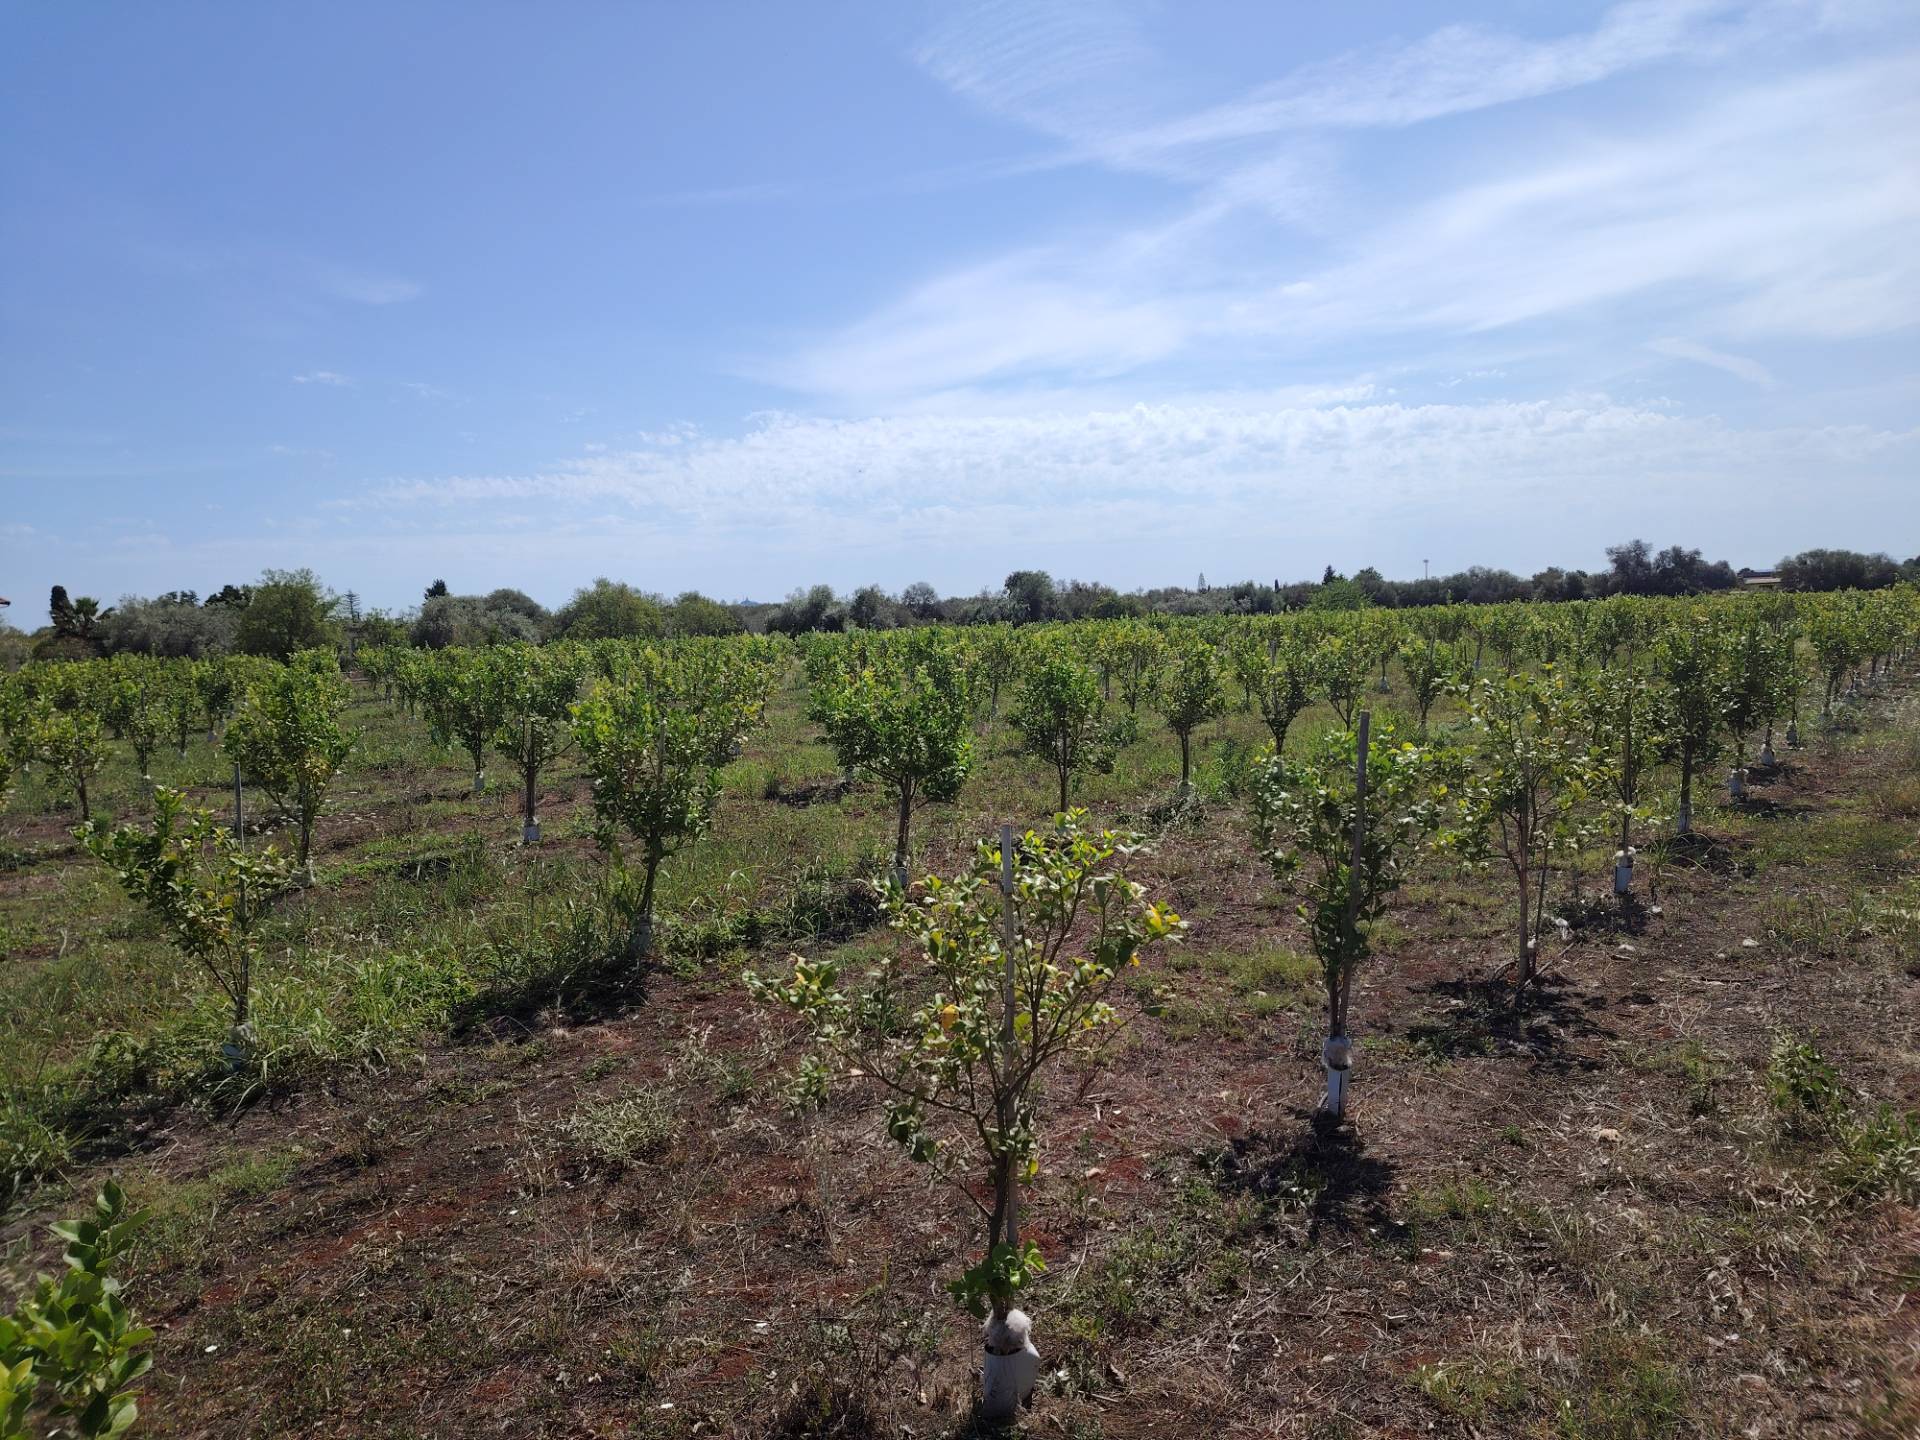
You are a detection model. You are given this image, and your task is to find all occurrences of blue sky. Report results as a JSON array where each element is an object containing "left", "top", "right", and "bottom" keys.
[{"left": 3, "top": 0, "right": 1917, "bottom": 618}]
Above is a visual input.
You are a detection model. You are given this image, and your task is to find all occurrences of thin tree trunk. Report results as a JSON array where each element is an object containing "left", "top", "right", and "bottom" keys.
[
  {"left": 629, "top": 854, "right": 661, "bottom": 962},
  {"left": 1516, "top": 864, "right": 1533, "bottom": 987},
  {"left": 892, "top": 780, "right": 913, "bottom": 885}
]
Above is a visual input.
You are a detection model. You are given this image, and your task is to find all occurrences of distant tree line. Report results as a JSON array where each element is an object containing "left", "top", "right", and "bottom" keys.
[
  {"left": 754, "top": 542, "right": 1918, "bottom": 634},
  {"left": 5, "top": 541, "right": 1913, "bottom": 661}
]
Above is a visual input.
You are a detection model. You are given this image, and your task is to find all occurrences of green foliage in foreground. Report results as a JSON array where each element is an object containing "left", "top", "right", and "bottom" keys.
[{"left": 1, "top": 1182, "right": 153, "bottom": 1439}]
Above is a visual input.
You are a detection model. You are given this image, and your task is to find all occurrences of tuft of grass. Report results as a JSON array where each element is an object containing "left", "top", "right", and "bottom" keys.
[
  {"left": 1402, "top": 1176, "right": 1501, "bottom": 1243},
  {"left": 134, "top": 1145, "right": 304, "bottom": 1271},
  {"left": 1830, "top": 1105, "right": 1920, "bottom": 1205},
  {"left": 561, "top": 1087, "right": 680, "bottom": 1169},
  {"left": 1551, "top": 1330, "right": 1690, "bottom": 1439},
  {"left": 1414, "top": 1355, "right": 1528, "bottom": 1422},
  {"left": 1630, "top": 1038, "right": 1726, "bottom": 1117},
  {"left": 1208, "top": 944, "right": 1319, "bottom": 1017},
  {"left": 0, "top": 1090, "right": 74, "bottom": 1206},
  {"left": 1763, "top": 1033, "right": 1920, "bottom": 1204}
]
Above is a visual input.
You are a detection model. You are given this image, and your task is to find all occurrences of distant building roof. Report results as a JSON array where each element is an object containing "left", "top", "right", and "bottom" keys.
[{"left": 1742, "top": 574, "right": 1783, "bottom": 587}]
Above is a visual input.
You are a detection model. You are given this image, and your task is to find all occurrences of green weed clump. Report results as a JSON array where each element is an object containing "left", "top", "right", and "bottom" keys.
[
  {"left": 1766, "top": 1032, "right": 1920, "bottom": 1204},
  {"left": 561, "top": 1088, "right": 680, "bottom": 1170}
]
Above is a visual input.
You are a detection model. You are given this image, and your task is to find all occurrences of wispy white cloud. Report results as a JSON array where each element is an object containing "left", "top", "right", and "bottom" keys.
[
  {"left": 395, "top": 380, "right": 462, "bottom": 404},
  {"left": 914, "top": 0, "right": 1847, "bottom": 182},
  {"left": 1647, "top": 337, "right": 1775, "bottom": 386},
  {"left": 765, "top": 39, "right": 1920, "bottom": 402},
  {"left": 344, "top": 393, "right": 1919, "bottom": 578},
  {"left": 291, "top": 370, "right": 352, "bottom": 387},
  {"left": 312, "top": 262, "right": 421, "bottom": 305},
  {"left": 641, "top": 179, "right": 804, "bottom": 207},
  {"left": 1118, "top": 0, "right": 1760, "bottom": 151}
]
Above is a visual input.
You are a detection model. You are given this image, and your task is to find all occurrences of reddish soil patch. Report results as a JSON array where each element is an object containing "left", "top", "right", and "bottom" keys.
[{"left": 6, "top": 684, "right": 1919, "bottom": 1438}]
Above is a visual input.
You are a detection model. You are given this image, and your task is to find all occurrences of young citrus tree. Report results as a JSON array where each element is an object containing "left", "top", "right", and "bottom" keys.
[
  {"left": 421, "top": 649, "right": 507, "bottom": 795},
  {"left": 103, "top": 659, "right": 167, "bottom": 785},
  {"left": 0, "top": 1181, "right": 154, "bottom": 1440},
  {"left": 1357, "top": 611, "right": 1400, "bottom": 694},
  {"left": 1397, "top": 634, "right": 1461, "bottom": 739},
  {"left": 1316, "top": 629, "right": 1373, "bottom": 727},
  {"left": 164, "top": 663, "right": 201, "bottom": 758},
  {"left": 1009, "top": 643, "right": 1121, "bottom": 814},
  {"left": 222, "top": 656, "right": 356, "bottom": 881},
  {"left": 0, "top": 676, "right": 32, "bottom": 786},
  {"left": 572, "top": 644, "right": 766, "bottom": 962},
  {"left": 194, "top": 655, "right": 242, "bottom": 742},
  {"left": 1252, "top": 716, "right": 1447, "bottom": 1114},
  {"left": 1651, "top": 620, "right": 1732, "bottom": 835},
  {"left": 492, "top": 643, "right": 585, "bottom": 843},
  {"left": 357, "top": 644, "right": 399, "bottom": 706},
  {"left": 1455, "top": 669, "right": 1604, "bottom": 988},
  {"left": 966, "top": 626, "right": 1026, "bottom": 726},
  {"left": 1580, "top": 667, "right": 1665, "bottom": 897},
  {"left": 749, "top": 812, "right": 1182, "bottom": 1419},
  {"left": 810, "top": 633, "right": 974, "bottom": 887},
  {"left": 1108, "top": 621, "right": 1167, "bottom": 715},
  {"left": 32, "top": 705, "right": 106, "bottom": 823},
  {"left": 82, "top": 787, "right": 294, "bottom": 1052},
  {"left": 1155, "top": 631, "right": 1226, "bottom": 794},
  {"left": 1237, "top": 622, "right": 1319, "bottom": 755},
  {"left": 1722, "top": 614, "right": 1800, "bottom": 784},
  {"left": 1805, "top": 599, "right": 1866, "bottom": 717}
]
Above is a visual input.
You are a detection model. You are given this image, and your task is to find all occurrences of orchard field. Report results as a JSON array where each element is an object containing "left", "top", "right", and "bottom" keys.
[{"left": 2, "top": 591, "right": 1918, "bottom": 1439}]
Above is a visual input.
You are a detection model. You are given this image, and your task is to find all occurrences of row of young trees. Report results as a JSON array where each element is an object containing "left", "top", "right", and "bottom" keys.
[
  {"left": 10, "top": 590, "right": 1911, "bottom": 1010},
  {"left": 758, "top": 586, "right": 1919, "bottom": 1413},
  {"left": 7, "top": 586, "right": 1917, "bottom": 1421}
]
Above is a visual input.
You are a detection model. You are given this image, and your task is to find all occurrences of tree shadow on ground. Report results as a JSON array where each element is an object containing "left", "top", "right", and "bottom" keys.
[
  {"left": 449, "top": 951, "right": 650, "bottom": 1041},
  {"left": 1726, "top": 793, "right": 1815, "bottom": 822},
  {"left": 1651, "top": 830, "right": 1756, "bottom": 879},
  {"left": 766, "top": 775, "right": 858, "bottom": 808},
  {"left": 1403, "top": 972, "right": 1616, "bottom": 1073},
  {"left": 1556, "top": 890, "right": 1653, "bottom": 939},
  {"left": 1211, "top": 1111, "right": 1399, "bottom": 1245}
]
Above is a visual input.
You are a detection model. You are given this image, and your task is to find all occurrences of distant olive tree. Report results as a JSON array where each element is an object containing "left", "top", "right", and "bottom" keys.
[
  {"left": 233, "top": 570, "right": 339, "bottom": 659},
  {"left": 552, "top": 578, "right": 666, "bottom": 641}
]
